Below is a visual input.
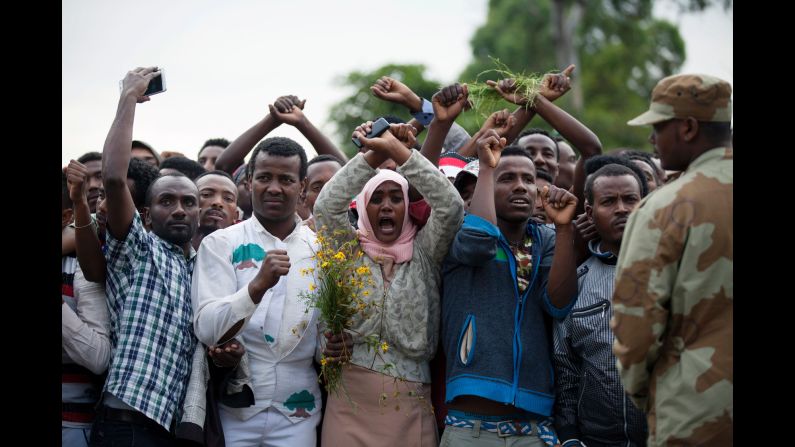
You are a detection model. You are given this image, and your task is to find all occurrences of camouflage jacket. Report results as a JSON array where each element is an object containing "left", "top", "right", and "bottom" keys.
[{"left": 611, "top": 147, "right": 732, "bottom": 446}]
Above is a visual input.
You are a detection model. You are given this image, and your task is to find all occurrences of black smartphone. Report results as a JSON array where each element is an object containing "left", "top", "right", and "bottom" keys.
[
  {"left": 145, "top": 70, "right": 166, "bottom": 96},
  {"left": 352, "top": 117, "right": 390, "bottom": 148}
]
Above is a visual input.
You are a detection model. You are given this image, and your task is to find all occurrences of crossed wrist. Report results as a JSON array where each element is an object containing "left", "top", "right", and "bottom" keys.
[
  {"left": 406, "top": 93, "right": 423, "bottom": 113},
  {"left": 293, "top": 116, "right": 310, "bottom": 131}
]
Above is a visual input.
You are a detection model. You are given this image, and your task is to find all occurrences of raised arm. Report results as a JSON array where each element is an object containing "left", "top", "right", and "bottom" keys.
[
  {"left": 371, "top": 76, "right": 428, "bottom": 135},
  {"left": 485, "top": 64, "right": 576, "bottom": 145},
  {"left": 313, "top": 121, "right": 380, "bottom": 243},
  {"left": 468, "top": 130, "right": 506, "bottom": 225},
  {"left": 540, "top": 184, "right": 578, "bottom": 309},
  {"left": 269, "top": 96, "right": 348, "bottom": 162},
  {"left": 456, "top": 108, "right": 516, "bottom": 158},
  {"left": 102, "top": 66, "right": 159, "bottom": 240},
  {"left": 532, "top": 94, "right": 601, "bottom": 215},
  {"left": 420, "top": 83, "right": 472, "bottom": 167},
  {"left": 65, "top": 160, "right": 106, "bottom": 283},
  {"left": 214, "top": 103, "right": 282, "bottom": 174},
  {"left": 445, "top": 130, "right": 506, "bottom": 267}
]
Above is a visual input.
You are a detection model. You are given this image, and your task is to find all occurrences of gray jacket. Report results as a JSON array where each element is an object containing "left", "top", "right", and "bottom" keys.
[{"left": 552, "top": 242, "right": 647, "bottom": 447}]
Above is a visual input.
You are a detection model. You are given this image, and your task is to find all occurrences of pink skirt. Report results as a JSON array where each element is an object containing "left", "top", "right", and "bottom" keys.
[{"left": 321, "top": 364, "right": 438, "bottom": 447}]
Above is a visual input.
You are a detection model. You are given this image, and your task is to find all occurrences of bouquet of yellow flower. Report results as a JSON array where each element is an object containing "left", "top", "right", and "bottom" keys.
[{"left": 301, "top": 226, "right": 374, "bottom": 397}]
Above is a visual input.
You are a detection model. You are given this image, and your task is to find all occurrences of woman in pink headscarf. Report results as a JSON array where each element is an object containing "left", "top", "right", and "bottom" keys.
[{"left": 313, "top": 122, "right": 464, "bottom": 446}]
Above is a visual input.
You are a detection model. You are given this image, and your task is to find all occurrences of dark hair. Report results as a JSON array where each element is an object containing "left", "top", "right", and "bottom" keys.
[
  {"left": 145, "top": 172, "right": 190, "bottom": 207},
  {"left": 622, "top": 150, "right": 661, "bottom": 186},
  {"left": 698, "top": 121, "right": 732, "bottom": 147},
  {"left": 160, "top": 156, "right": 207, "bottom": 181},
  {"left": 194, "top": 169, "right": 234, "bottom": 183},
  {"left": 62, "top": 171, "right": 72, "bottom": 209},
  {"left": 584, "top": 163, "right": 645, "bottom": 205},
  {"left": 501, "top": 145, "right": 533, "bottom": 161},
  {"left": 131, "top": 140, "right": 161, "bottom": 164},
  {"left": 585, "top": 155, "right": 648, "bottom": 198},
  {"left": 517, "top": 128, "right": 559, "bottom": 160},
  {"left": 246, "top": 137, "right": 308, "bottom": 181},
  {"left": 77, "top": 151, "right": 102, "bottom": 164},
  {"left": 535, "top": 170, "right": 554, "bottom": 183},
  {"left": 307, "top": 154, "right": 344, "bottom": 169},
  {"left": 199, "top": 138, "right": 230, "bottom": 156},
  {"left": 128, "top": 157, "right": 160, "bottom": 208}
]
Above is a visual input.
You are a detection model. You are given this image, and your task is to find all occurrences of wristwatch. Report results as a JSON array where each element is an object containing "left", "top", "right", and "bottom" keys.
[{"left": 411, "top": 98, "right": 435, "bottom": 127}]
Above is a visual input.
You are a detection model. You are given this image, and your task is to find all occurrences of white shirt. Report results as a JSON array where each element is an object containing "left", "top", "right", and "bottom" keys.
[
  {"left": 192, "top": 215, "right": 321, "bottom": 423},
  {"left": 62, "top": 264, "right": 111, "bottom": 375}
]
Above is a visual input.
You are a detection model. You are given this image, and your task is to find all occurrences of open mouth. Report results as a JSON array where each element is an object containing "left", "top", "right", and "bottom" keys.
[
  {"left": 378, "top": 217, "right": 396, "bottom": 235},
  {"left": 509, "top": 197, "right": 530, "bottom": 207}
]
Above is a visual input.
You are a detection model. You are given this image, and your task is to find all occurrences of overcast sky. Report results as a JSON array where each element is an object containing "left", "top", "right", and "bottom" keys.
[{"left": 62, "top": 0, "right": 732, "bottom": 166}]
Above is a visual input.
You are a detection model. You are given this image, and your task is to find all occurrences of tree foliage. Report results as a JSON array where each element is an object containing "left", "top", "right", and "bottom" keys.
[
  {"left": 327, "top": 64, "right": 442, "bottom": 157},
  {"left": 458, "top": 0, "right": 686, "bottom": 152},
  {"left": 327, "top": 0, "right": 728, "bottom": 153}
]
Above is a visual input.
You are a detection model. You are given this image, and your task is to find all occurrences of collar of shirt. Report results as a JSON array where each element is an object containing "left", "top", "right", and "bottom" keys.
[
  {"left": 588, "top": 239, "right": 617, "bottom": 265},
  {"left": 151, "top": 232, "right": 197, "bottom": 261},
  {"left": 686, "top": 146, "right": 730, "bottom": 173},
  {"left": 250, "top": 214, "right": 307, "bottom": 242}
]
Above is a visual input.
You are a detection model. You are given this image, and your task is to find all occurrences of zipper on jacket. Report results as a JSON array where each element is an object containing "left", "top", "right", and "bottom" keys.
[
  {"left": 570, "top": 301, "right": 608, "bottom": 318},
  {"left": 623, "top": 393, "right": 629, "bottom": 446},
  {"left": 576, "top": 371, "right": 587, "bottom": 417}
]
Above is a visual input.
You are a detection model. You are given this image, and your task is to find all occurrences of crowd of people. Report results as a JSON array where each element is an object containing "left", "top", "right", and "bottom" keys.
[{"left": 62, "top": 65, "right": 733, "bottom": 447}]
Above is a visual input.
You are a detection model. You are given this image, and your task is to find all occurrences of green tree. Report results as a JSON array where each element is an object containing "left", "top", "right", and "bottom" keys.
[
  {"left": 457, "top": 0, "right": 687, "bottom": 151},
  {"left": 284, "top": 390, "right": 316, "bottom": 418},
  {"left": 327, "top": 64, "right": 442, "bottom": 157}
]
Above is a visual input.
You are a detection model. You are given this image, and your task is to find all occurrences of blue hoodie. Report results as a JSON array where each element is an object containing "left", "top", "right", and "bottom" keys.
[{"left": 441, "top": 214, "right": 577, "bottom": 417}]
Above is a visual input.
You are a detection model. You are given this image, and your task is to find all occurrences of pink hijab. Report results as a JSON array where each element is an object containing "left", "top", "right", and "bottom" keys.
[{"left": 355, "top": 170, "right": 417, "bottom": 267}]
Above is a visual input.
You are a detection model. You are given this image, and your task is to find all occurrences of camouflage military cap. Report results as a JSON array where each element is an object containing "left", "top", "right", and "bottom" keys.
[{"left": 628, "top": 74, "right": 732, "bottom": 126}]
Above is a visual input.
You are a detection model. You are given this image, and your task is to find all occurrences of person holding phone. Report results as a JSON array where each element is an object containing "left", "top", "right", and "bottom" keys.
[
  {"left": 92, "top": 66, "right": 200, "bottom": 446},
  {"left": 313, "top": 122, "right": 464, "bottom": 447}
]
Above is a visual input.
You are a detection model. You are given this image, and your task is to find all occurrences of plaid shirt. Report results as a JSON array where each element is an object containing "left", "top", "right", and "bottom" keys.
[{"left": 104, "top": 212, "right": 197, "bottom": 430}]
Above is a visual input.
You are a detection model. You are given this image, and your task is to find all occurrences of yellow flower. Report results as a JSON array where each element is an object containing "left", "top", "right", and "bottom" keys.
[
  {"left": 334, "top": 252, "right": 346, "bottom": 261},
  {"left": 380, "top": 341, "right": 389, "bottom": 353},
  {"left": 321, "top": 261, "right": 330, "bottom": 269},
  {"left": 320, "top": 357, "right": 327, "bottom": 366},
  {"left": 356, "top": 266, "right": 370, "bottom": 275},
  {"left": 363, "top": 290, "right": 370, "bottom": 297},
  {"left": 309, "top": 283, "right": 316, "bottom": 291}
]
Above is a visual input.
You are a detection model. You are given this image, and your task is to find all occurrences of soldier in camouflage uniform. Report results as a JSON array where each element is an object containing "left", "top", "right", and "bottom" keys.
[{"left": 610, "top": 74, "right": 733, "bottom": 446}]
